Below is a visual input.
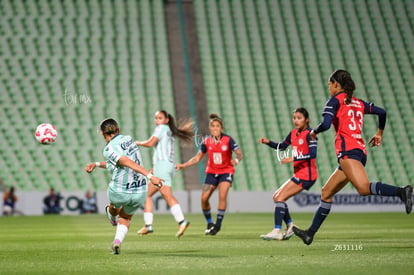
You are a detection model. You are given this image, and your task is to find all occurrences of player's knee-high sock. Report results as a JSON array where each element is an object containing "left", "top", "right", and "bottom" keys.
[
  {"left": 274, "top": 202, "right": 285, "bottom": 230},
  {"left": 309, "top": 200, "right": 331, "bottom": 235},
  {"left": 144, "top": 212, "right": 153, "bottom": 226},
  {"left": 215, "top": 209, "right": 226, "bottom": 228},
  {"left": 203, "top": 209, "right": 213, "bottom": 224},
  {"left": 282, "top": 202, "right": 292, "bottom": 225},
  {"left": 370, "top": 182, "right": 399, "bottom": 196},
  {"left": 170, "top": 204, "right": 185, "bottom": 223},
  {"left": 114, "top": 224, "right": 128, "bottom": 243}
]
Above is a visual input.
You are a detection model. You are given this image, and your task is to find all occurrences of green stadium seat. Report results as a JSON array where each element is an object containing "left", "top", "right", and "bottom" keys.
[
  {"left": 0, "top": 0, "right": 180, "bottom": 192},
  {"left": 195, "top": 0, "right": 413, "bottom": 191}
]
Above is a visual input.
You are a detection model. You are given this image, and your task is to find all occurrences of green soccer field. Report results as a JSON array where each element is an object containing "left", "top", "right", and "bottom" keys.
[{"left": 1, "top": 213, "right": 413, "bottom": 275}]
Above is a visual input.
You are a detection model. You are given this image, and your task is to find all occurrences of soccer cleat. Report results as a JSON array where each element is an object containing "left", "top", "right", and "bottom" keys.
[
  {"left": 205, "top": 223, "right": 215, "bottom": 235},
  {"left": 105, "top": 204, "right": 118, "bottom": 226},
  {"left": 111, "top": 239, "right": 121, "bottom": 255},
  {"left": 292, "top": 226, "right": 313, "bottom": 245},
  {"left": 137, "top": 225, "right": 154, "bottom": 236},
  {"left": 176, "top": 220, "right": 190, "bottom": 238},
  {"left": 261, "top": 229, "right": 283, "bottom": 241},
  {"left": 282, "top": 223, "right": 295, "bottom": 240},
  {"left": 400, "top": 185, "right": 413, "bottom": 214},
  {"left": 207, "top": 225, "right": 221, "bottom": 236}
]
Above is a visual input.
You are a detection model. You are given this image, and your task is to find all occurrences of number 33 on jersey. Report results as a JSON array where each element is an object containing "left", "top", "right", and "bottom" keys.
[{"left": 323, "top": 92, "right": 377, "bottom": 155}]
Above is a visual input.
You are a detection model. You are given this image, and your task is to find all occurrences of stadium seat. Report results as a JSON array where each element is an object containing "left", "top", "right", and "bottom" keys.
[
  {"left": 193, "top": 0, "right": 413, "bottom": 192},
  {"left": 1, "top": 0, "right": 412, "bottom": 193},
  {"left": 0, "top": 0, "right": 180, "bottom": 192}
]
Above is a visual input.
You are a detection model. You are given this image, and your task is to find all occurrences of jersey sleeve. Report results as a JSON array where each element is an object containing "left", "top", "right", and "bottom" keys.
[
  {"left": 200, "top": 140, "right": 207, "bottom": 153},
  {"left": 103, "top": 144, "right": 122, "bottom": 166},
  {"left": 361, "top": 100, "right": 387, "bottom": 130},
  {"left": 322, "top": 96, "right": 340, "bottom": 117},
  {"left": 152, "top": 125, "right": 166, "bottom": 139},
  {"left": 307, "top": 134, "right": 318, "bottom": 159},
  {"left": 314, "top": 96, "right": 339, "bottom": 134},
  {"left": 267, "top": 132, "right": 291, "bottom": 150},
  {"left": 229, "top": 137, "right": 240, "bottom": 151},
  {"left": 106, "top": 160, "right": 115, "bottom": 172}
]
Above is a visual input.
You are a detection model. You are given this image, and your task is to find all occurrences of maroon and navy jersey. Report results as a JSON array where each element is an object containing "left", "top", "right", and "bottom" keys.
[
  {"left": 267, "top": 127, "right": 318, "bottom": 181},
  {"left": 200, "top": 134, "right": 239, "bottom": 174},
  {"left": 321, "top": 92, "right": 373, "bottom": 155}
]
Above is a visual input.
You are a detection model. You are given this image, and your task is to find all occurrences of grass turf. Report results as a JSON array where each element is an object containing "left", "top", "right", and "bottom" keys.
[{"left": 0, "top": 213, "right": 413, "bottom": 274}]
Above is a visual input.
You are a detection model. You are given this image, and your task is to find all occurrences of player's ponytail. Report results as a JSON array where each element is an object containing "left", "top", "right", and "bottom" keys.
[
  {"left": 99, "top": 118, "right": 120, "bottom": 136},
  {"left": 330, "top": 69, "right": 356, "bottom": 105},
  {"left": 209, "top": 113, "right": 224, "bottom": 128},
  {"left": 160, "top": 110, "right": 194, "bottom": 143}
]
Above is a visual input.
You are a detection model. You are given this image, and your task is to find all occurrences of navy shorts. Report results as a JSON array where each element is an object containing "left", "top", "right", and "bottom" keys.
[
  {"left": 290, "top": 177, "right": 316, "bottom": 191},
  {"left": 204, "top": 173, "right": 234, "bottom": 186},
  {"left": 337, "top": 149, "right": 367, "bottom": 170}
]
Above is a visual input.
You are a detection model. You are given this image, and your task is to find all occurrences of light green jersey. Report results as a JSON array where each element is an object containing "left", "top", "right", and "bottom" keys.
[
  {"left": 103, "top": 134, "right": 147, "bottom": 194},
  {"left": 152, "top": 124, "right": 175, "bottom": 164}
]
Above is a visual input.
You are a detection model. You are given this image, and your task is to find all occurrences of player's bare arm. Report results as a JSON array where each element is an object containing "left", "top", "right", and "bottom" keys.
[
  {"left": 135, "top": 136, "right": 159, "bottom": 148},
  {"left": 117, "top": 156, "right": 164, "bottom": 188},
  {"left": 231, "top": 148, "right": 243, "bottom": 165},
  {"left": 176, "top": 151, "right": 205, "bottom": 171},
  {"left": 85, "top": 161, "right": 106, "bottom": 173}
]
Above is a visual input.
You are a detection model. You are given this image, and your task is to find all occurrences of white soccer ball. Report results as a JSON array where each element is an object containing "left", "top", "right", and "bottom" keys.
[{"left": 35, "top": 123, "right": 58, "bottom": 144}]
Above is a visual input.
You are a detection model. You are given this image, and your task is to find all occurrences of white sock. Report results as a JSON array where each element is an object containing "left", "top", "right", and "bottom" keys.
[
  {"left": 170, "top": 204, "right": 185, "bottom": 223},
  {"left": 114, "top": 224, "right": 128, "bottom": 243},
  {"left": 144, "top": 212, "right": 153, "bottom": 225}
]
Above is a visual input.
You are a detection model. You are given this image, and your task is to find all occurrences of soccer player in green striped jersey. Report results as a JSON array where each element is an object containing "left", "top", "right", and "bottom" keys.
[
  {"left": 135, "top": 110, "right": 194, "bottom": 238},
  {"left": 86, "top": 118, "right": 163, "bottom": 254}
]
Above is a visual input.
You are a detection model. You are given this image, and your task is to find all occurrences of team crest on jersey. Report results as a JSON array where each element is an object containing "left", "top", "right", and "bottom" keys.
[
  {"left": 221, "top": 145, "right": 228, "bottom": 151},
  {"left": 213, "top": 152, "right": 223, "bottom": 164},
  {"left": 298, "top": 139, "right": 304, "bottom": 145}
]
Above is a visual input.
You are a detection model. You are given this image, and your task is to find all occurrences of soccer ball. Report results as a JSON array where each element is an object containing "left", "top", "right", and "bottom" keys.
[{"left": 35, "top": 123, "right": 58, "bottom": 144}]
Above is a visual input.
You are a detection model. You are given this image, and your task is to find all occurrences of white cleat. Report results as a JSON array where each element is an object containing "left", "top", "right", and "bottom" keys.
[
  {"left": 261, "top": 229, "right": 283, "bottom": 241},
  {"left": 282, "top": 223, "right": 295, "bottom": 240},
  {"left": 176, "top": 220, "right": 190, "bottom": 238}
]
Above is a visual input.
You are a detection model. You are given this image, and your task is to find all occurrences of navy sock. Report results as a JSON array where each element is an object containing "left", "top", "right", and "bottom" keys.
[
  {"left": 203, "top": 209, "right": 213, "bottom": 224},
  {"left": 309, "top": 200, "right": 332, "bottom": 233},
  {"left": 283, "top": 202, "right": 292, "bottom": 225},
  {"left": 274, "top": 202, "right": 285, "bottom": 230},
  {"left": 215, "top": 209, "right": 225, "bottom": 228},
  {"left": 370, "top": 182, "right": 399, "bottom": 196}
]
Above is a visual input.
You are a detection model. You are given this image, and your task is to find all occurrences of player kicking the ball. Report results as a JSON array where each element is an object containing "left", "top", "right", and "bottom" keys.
[{"left": 86, "top": 118, "right": 163, "bottom": 254}]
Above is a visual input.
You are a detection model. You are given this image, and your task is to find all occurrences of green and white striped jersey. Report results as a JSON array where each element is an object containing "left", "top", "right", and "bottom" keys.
[
  {"left": 103, "top": 134, "right": 147, "bottom": 194},
  {"left": 152, "top": 124, "right": 175, "bottom": 164}
]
